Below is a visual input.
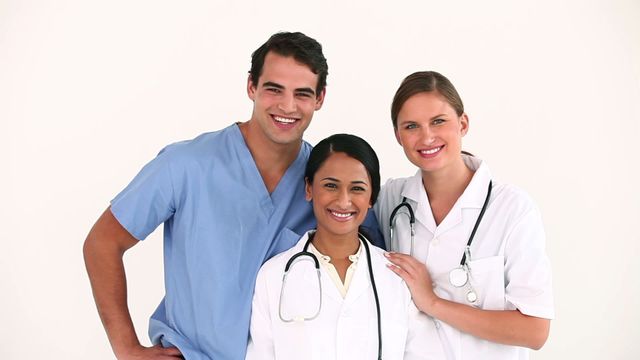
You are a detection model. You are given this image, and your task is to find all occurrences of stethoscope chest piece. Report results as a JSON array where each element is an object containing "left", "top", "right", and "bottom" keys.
[
  {"left": 449, "top": 266, "right": 478, "bottom": 304},
  {"left": 448, "top": 267, "right": 468, "bottom": 287},
  {"left": 391, "top": 180, "right": 493, "bottom": 307},
  {"left": 466, "top": 289, "right": 478, "bottom": 303}
]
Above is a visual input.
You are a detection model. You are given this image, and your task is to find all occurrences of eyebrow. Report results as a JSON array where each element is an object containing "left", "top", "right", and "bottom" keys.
[
  {"left": 430, "top": 113, "right": 448, "bottom": 120},
  {"left": 321, "top": 177, "right": 369, "bottom": 185},
  {"left": 263, "top": 81, "right": 316, "bottom": 96},
  {"left": 399, "top": 113, "right": 449, "bottom": 124}
]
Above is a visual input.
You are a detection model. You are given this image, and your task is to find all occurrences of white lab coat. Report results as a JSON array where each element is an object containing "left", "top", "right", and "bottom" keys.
[
  {"left": 246, "top": 231, "right": 445, "bottom": 360},
  {"left": 374, "top": 155, "right": 554, "bottom": 360}
]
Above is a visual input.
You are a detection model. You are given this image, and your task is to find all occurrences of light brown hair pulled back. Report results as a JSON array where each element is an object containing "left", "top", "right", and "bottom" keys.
[{"left": 391, "top": 71, "right": 464, "bottom": 129}]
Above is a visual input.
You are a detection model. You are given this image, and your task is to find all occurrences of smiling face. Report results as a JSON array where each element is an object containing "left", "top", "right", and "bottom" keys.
[
  {"left": 305, "top": 152, "right": 372, "bottom": 239},
  {"left": 395, "top": 91, "right": 469, "bottom": 174},
  {"left": 247, "top": 51, "right": 325, "bottom": 147}
]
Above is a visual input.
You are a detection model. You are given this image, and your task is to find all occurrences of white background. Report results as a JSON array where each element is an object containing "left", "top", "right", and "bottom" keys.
[{"left": 2, "top": 0, "right": 639, "bottom": 359}]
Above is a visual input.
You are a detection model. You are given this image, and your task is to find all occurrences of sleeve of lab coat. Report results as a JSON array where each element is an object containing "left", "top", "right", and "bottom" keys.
[
  {"left": 374, "top": 179, "right": 403, "bottom": 251},
  {"left": 245, "top": 268, "right": 276, "bottom": 360},
  {"left": 503, "top": 205, "right": 555, "bottom": 320}
]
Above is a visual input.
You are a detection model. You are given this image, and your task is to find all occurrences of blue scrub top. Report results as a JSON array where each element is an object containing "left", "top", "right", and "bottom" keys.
[
  {"left": 111, "top": 124, "right": 316, "bottom": 359},
  {"left": 111, "top": 124, "right": 383, "bottom": 359}
]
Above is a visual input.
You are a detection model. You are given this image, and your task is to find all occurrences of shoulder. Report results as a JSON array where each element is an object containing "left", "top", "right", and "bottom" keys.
[
  {"left": 381, "top": 176, "right": 412, "bottom": 193},
  {"left": 367, "top": 244, "right": 407, "bottom": 287},
  {"left": 378, "top": 176, "right": 412, "bottom": 205},
  {"left": 487, "top": 181, "right": 548, "bottom": 256},
  {"left": 259, "top": 247, "right": 293, "bottom": 276},
  {"left": 297, "top": 139, "right": 313, "bottom": 165},
  {"left": 469, "top": 157, "right": 539, "bottom": 217},
  {"left": 375, "top": 176, "right": 416, "bottom": 221},
  {"left": 257, "top": 237, "right": 307, "bottom": 279},
  {"left": 367, "top": 244, "right": 392, "bottom": 267},
  {"left": 151, "top": 125, "right": 248, "bottom": 176},
  {"left": 159, "top": 126, "right": 238, "bottom": 160},
  {"left": 366, "top": 245, "right": 413, "bottom": 306},
  {"left": 301, "top": 139, "right": 313, "bottom": 155},
  {"left": 490, "top": 181, "right": 540, "bottom": 219}
]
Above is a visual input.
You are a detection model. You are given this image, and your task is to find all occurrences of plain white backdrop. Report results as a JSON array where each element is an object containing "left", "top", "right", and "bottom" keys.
[{"left": 2, "top": 0, "right": 639, "bottom": 359}]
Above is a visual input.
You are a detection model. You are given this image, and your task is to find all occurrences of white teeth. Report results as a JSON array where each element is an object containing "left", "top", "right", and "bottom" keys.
[
  {"left": 273, "top": 116, "right": 296, "bottom": 124},
  {"left": 330, "top": 211, "right": 353, "bottom": 218},
  {"left": 421, "top": 146, "right": 442, "bottom": 155}
]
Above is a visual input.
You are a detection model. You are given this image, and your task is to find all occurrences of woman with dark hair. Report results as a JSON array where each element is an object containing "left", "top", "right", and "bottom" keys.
[
  {"left": 376, "top": 71, "right": 554, "bottom": 359},
  {"left": 246, "top": 134, "right": 444, "bottom": 360}
]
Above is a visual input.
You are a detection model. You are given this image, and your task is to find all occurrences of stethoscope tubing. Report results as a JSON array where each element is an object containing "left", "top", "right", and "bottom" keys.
[
  {"left": 280, "top": 250, "right": 323, "bottom": 322},
  {"left": 460, "top": 181, "right": 493, "bottom": 265},
  {"left": 388, "top": 180, "right": 493, "bottom": 303},
  {"left": 387, "top": 179, "right": 493, "bottom": 359},
  {"left": 281, "top": 232, "right": 383, "bottom": 360},
  {"left": 361, "top": 238, "right": 382, "bottom": 360},
  {"left": 388, "top": 181, "right": 492, "bottom": 264}
]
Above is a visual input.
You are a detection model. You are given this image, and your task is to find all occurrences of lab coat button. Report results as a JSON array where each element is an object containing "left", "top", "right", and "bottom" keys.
[{"left": 432, "top": 237, "right": 439, "bottom": 246}]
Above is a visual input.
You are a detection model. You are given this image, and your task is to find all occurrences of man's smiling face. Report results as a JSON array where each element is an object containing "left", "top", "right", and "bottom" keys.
[{"left": 247, "top": 51, "right": 325, "bottom": 147}]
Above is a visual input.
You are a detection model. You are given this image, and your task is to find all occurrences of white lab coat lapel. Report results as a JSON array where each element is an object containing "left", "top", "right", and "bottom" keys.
[
  {"left": 450, "top": 158, "right": 493, "bottom": 239},
  {"left": 401, "top": 159, "right": 493, "bottom": 239},
  {"left": 314, "top": 265, "right": 343, "bottom": 304},
  {"left": 433, "top": 198, "right": 464, "bottom": 238},
  {"left": 300, "top": 238, "right": 343, "bottom": 304},
  {"left": 401, "top": 170, "right": 436, "bottom": 234},
  {"left": 343, "top": 241, "right": 371, "bottom": 309}
]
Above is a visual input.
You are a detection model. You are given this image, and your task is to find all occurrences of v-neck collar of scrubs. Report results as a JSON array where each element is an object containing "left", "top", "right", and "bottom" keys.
[
  {"left": 400, "top": 155, "right": 493, "bottom": 236},
  {"left": 232, "top": 123, "right": 309, "bottom": 219}
]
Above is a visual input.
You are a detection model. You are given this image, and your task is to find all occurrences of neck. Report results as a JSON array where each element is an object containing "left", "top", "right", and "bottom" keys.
[
  {"left": 311, "top": 229, "right": 360, "bottom": 260},
  {"left": 238, "top": 121, "right": 301, "bottom": 193},
  {"left": 421, "top": 157, "right": 474, "bottom": 219}
]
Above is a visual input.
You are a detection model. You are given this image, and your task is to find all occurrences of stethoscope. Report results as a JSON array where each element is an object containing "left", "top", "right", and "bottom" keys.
[
  {"left": 389, "top": 181, "right": 493, "bottom": 304},
  {"left": 279, "top": 232, "right": 383, "bottom": 360}
]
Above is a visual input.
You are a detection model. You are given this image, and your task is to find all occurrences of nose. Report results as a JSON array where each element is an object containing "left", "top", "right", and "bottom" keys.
[
  {"left": 335, "top": 188, "right": 352, "bottom": 209},
  {"left": 277, "top": 91, "right": 297, "bottom": 113},
  {"left": 419, "top": 125, "right": 436, "bottom": 145}
]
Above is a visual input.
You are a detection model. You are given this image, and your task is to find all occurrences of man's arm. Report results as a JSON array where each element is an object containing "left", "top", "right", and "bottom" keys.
[{"left": 83, "top": 207, "right": 181, "bottom": 360}]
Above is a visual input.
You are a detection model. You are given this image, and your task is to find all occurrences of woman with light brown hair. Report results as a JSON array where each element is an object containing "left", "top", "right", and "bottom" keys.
[{"left": 376, "top": 71, "right": 554, "bottom": 359}]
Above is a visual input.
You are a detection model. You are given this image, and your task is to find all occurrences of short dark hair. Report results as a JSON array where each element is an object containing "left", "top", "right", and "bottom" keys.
[
  {"left": 391, "top": 71, "right": 464, "bottom": 128},
  {"left": 249, "top": 32, "right": 328, "bottom": 96},
  {"left": 305, "top": 134, "right": 381, "bottom": 206}
]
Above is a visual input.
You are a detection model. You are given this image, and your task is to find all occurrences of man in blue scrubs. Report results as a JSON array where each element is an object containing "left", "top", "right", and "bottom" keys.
[{"left": 84, "top": 32, "right": 347, "bottom": 359}]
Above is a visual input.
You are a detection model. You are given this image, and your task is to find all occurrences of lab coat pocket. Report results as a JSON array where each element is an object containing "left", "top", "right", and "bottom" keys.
[{"left": 467, "top": 255, "right": 505, "bottom": 310}]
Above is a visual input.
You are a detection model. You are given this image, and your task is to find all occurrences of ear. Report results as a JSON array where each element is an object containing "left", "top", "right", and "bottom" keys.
[
  {"left": 314, "top": 88, "right": 326, "bottom": 110},
  {"left": 459, "top": 113, "right": 469, "bottom": 136},
  {"left": 247, "top": 74, "right": 257, "bottom": 101},
  {"left": 305, "top": 178, "right": 313, "bottom": 201}
]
